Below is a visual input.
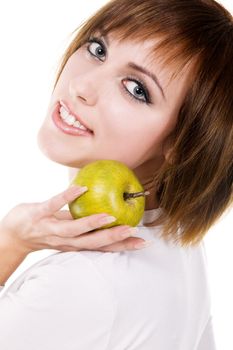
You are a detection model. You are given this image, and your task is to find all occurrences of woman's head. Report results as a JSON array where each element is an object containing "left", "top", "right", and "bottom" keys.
[
  {"left": 38, "top": 32, "right": 195, "bottom": 168},
  {"left": 37, "top": 0, "right": 233, "bottom": 247}
]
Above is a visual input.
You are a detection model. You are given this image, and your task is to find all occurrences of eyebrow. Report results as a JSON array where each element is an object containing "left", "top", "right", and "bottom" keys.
[{"left": 101, "top": 33, "right": 166, "bottom": 100}]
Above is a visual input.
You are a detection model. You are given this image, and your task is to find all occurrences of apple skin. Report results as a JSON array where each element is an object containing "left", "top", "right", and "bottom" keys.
[{"left": 68, "top": 160, "right": 146, "bottom": 228}]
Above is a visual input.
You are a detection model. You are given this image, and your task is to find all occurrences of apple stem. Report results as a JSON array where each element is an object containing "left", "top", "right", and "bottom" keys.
[{"left": 123, "top": 190, "right": 150, "bottom": 200}]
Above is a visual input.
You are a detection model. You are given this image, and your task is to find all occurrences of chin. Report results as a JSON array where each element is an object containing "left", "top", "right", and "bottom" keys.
[
  {"left": 36, "top": 125, "right": 67, "bottom": 165},
  {"left": 37, "top": 128, "right": 93, "bottom": 168}
]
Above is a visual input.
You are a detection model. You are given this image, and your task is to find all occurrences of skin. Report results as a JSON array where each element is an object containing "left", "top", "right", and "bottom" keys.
[{"left": 37, "top": 31, "right": 194, "bottom": 210}]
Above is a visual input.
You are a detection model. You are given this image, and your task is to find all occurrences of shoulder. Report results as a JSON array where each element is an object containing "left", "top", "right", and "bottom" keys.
[
  {"left": 2, "top": 251, "right": 117, "bottom": 309},
  {"left": 0, "top": 252, "right": 117, "bottom": 350}
]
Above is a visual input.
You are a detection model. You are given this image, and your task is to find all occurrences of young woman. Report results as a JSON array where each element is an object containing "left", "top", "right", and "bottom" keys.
[{"left": 0, "top": 0, "right": 232, "bottom": 348}]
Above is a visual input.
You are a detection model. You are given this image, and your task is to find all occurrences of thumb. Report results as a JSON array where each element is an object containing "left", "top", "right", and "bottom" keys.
[{"left": 41, "top": 185, "right": 88, "bottom": 216}]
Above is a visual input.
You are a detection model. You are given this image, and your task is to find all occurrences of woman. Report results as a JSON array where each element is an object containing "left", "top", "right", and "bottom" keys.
[{"left": 0, "top": 0, "right": 232, "bottom": 348}]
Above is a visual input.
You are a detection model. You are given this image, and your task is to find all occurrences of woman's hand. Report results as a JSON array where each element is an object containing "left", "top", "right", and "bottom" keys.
[{"left": 0, "top": 186, "right": 146, "bottom": 254}]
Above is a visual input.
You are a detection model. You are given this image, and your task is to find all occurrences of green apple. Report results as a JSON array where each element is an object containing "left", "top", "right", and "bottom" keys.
[{"left": 68, "top": 159, "right": 149, "bottom": 228}]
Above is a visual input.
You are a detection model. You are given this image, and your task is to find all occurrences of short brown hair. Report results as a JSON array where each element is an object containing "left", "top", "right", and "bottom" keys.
[{"left": 53, "top": 0, "right": 233, "bottom": 247}]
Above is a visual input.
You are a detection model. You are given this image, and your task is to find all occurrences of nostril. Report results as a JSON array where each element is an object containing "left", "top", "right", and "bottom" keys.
[{"left": 78, "top": 96, "right": 87, "bottom": 102}]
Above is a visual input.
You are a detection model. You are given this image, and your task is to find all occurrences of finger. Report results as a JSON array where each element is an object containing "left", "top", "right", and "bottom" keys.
[
  {"left": 41, "top": 186, "right": 88, "bottom": 216},
  {"left": 52, "top": 237, "right": 145, "bottom": 253},
  {"left": 53, "top": 210, "right": 73, "bottom": 220},
  {"left": 46, "top": 213, "right": 117, "bottom": 238},
  {"left": 50, "top": 225, "right": 137, "bottom": 250},
  {"left": 97, "top": 237, "right": 146, "bottom": 252}
]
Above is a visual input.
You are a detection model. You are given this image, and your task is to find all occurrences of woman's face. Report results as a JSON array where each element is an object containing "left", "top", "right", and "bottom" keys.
[{"left": 37, "top": 31, "right": 192, "bottom": 170}]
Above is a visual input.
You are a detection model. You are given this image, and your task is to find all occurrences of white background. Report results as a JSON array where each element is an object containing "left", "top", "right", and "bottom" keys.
[{"left": 0, "top": 1, "right": 232, "bottom": 349}]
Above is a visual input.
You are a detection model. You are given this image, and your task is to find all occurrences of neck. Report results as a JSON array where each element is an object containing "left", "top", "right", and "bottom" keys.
[
  {"left": 140, "top": 175, "right": 160, "bottom": 210},
  {"left": 68, "top": 167, "right": 79, "bottom": 183},
  {"left": 132, "top": 156, "right": 165, "bottom": 210}
]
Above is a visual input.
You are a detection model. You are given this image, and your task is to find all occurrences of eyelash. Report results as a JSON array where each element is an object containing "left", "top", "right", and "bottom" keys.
[{"left": 86, "top": 37, "right": 152, "bottom": 105}]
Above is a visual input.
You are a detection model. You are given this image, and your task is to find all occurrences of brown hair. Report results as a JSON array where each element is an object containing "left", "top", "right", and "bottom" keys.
[{"left": 53, "top": 0, "right": 233, "bottom": 247}]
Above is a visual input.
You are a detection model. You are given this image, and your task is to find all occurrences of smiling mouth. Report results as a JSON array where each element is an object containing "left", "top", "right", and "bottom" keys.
[
  {"left": 52, "top": 102, "right": 94, "bottom": 137},
  {"left": 59, "top": 100, "right": 93, "bottom": 133}
]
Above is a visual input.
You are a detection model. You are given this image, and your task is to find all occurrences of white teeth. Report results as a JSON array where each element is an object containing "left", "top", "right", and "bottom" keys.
[
  {"left": 66, "top": 115, "right": 76, "bottom": 125},
  {"left": 79, "top": 124, "right": 87, "bottom": 130},
  {"left": 73, "top": 120, "right": 81, "bottom": 128},
  {"left": 59, "top": 105, "right": 88, "bottom": 130},
  {"left": 60, "top": 106, "right": 69, "bottom": 119}
]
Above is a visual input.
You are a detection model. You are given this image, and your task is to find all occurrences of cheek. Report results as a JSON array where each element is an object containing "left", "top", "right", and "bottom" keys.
[
  {"left": 98, "top": 112, "right": 164, "bottom": 166},
  {"left": 126, "top": 114, "right": 174, "bottom": 159},
  {"left": 53, "top": 52, "right": 87, "bottom": 91},
  {"left": 116, "top": 112, "right": 170, "bottom": 145}
]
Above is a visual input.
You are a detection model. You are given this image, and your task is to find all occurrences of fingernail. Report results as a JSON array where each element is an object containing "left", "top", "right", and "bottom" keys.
[
  {"left": 99, "top": 216, "right": 117, "bottom": 225},
  {"left": 134, "top": 240, "right": 155, "bottom": 249},
  {"left": 71, "top": 186, "right": 88, "bottom": 194},
  {"left": 121, "top": 227, "right": 139, "bottom": 238}
]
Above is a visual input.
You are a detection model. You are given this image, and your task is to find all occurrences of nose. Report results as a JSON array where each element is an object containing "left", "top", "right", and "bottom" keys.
[{"left": 69, "top": 73, "right": 98, "bottom": 106}]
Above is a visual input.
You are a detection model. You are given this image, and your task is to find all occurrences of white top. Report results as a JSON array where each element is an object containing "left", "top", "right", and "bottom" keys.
[{"left": 0, "top": 208, "right": 216, "bottom": 350}]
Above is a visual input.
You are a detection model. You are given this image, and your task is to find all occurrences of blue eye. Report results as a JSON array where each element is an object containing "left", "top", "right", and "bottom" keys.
[
  {"left": 122, "top": 77, "right": 151, "bottom": 105},
  {"left": 86, "top": 37, "right": 152, "bottom": 105},
  {"left": 87, "top": 38, "right": 106, "bottom": 61}
]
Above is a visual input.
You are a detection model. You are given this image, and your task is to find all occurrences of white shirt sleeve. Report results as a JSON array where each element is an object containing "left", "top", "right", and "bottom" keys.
[
  {"left": 196, "top": 316, "right": 217, "bottom": 350},
  {"left": 0, "top": 258, "right": 117, "bottom": 350}
]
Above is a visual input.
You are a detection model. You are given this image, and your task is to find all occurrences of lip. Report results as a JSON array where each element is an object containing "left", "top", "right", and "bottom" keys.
[
  {"left": 52, "top": 102, "right": 94, "bottom": 137},
  {"left": 60, "top": 99, "right": 92, "bottom": 132}
]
